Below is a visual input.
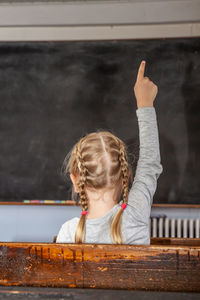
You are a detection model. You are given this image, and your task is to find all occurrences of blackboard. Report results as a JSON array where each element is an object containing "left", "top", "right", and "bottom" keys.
[{"left": 0, "top": 38, "right": 200, "bottom": 204}]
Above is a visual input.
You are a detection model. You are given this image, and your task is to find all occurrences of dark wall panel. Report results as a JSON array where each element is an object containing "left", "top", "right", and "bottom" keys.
[{"left": 0, "top": 38, "right": 199, "bottom": 203}]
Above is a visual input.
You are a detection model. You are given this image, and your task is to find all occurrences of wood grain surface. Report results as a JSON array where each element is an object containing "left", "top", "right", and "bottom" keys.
[
  {"left": 0, "top": 286, "right": 200, "bottom": 300},
  {"left": 0, "top": 241, "right": 200, "bottom": 292}
]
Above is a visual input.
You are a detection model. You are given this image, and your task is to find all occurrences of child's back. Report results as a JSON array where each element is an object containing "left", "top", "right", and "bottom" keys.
[{"left": 57, "top": 61, "right": 163, "bottom": 245}]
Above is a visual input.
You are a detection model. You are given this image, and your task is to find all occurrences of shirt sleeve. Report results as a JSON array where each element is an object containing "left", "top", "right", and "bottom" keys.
[
  {"left": 127, "top": 106, "right": 163, "bottom": 223},
  {"left": 56, "top": 225, "right": 67, "bottom": 243},
  {"left": 56, "top": 218, "right": 79, "bottom": 243},
  {"left": 56, "top": 223, "right": 74, "bottom": 243}
]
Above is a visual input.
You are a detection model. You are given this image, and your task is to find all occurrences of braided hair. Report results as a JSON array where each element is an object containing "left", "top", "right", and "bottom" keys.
[
  {"left": 62, "top": 131, "right": 131, "bottom": 244},
  {"left": 74, "top": 144, "right": 88, "bottom": 243},
  {"left": 110, "top": 140, "right": 129, "bottom": 244}
]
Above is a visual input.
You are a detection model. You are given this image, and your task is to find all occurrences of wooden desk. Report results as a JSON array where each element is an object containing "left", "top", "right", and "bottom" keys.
[
  {"left": 0, "top": 286, "right": 199, "bottom": 300},
  {"left": 0, "top": 240, "right": 200, "bottom": 292}
]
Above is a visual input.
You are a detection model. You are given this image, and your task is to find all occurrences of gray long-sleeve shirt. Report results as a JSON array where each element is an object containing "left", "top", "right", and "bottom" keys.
[{"left": 56, "top": 107, "right": 163, "bottom": 245}]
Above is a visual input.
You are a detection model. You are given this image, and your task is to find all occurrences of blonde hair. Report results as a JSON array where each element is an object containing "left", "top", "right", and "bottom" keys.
[{"left": 62, "top": 131, "right": 131, "bottom": 244}]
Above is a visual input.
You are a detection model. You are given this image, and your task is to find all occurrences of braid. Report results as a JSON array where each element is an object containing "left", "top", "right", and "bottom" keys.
[
  {"left": 76, "top": 145, "right": 88, "bottom": 211},
  {"left": 110, "top": 140, "right": 129, "bottom": 244},
  {"left": 75, "top": 144, "right": 88, "bottom": 243},
  {"left": 119, "top": 141, "right": 129, "bottom": 204}
]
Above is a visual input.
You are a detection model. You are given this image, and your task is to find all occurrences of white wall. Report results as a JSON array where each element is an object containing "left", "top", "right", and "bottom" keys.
[
  {"left": 0, "top": 0, "right": 200, "bottom": 26},
  {"left": 0, "top": 0, "right": 199, "bottom": 40},
  {"left": 0, "top": 204, "right": 81, "bottom": 242},
  {"left": 0, "top": 204, "right": 200, "bottom": 242}
]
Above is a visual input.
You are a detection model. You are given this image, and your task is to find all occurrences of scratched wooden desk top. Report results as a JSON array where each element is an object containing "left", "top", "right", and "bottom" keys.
[{"left": 0, "top": 240, "right": 200, "bottom": 292}]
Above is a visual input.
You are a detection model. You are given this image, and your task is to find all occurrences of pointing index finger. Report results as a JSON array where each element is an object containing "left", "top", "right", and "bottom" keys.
[{"left": 136, "top": 60, "right": 146, "bottom": 81}]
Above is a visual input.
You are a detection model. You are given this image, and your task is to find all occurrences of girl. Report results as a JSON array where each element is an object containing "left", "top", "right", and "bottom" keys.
[{"left": 56, "top": 61, "right": 163, "bottom": 245}]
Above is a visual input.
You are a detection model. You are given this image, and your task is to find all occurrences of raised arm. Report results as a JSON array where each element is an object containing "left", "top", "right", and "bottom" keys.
[{"left": 128, "top": 61, "right": 163, "bottom": 222}]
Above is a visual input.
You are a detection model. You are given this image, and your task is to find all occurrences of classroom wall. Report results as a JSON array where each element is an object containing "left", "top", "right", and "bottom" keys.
[
  {"left": 0, "top": 204, "right": 81, "bottom": 242},
  {"left": 0, "top": 204, "right": 200, "bottom": 242},
  {"left": 0, "top": 0, "right": 200, "bottom": 26},
  {"left": 0, "top": 0, "right": 200, "bottom": 40}
]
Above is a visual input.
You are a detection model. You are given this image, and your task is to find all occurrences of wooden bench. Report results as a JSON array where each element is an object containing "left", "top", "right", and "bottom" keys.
[{"left": 0, "top": 239, "right": 200, "bottom": 292}]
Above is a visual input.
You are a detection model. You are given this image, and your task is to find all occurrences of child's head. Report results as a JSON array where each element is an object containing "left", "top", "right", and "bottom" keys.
[{"left": 62, "top": 131, "right": 132, "bottom": 244}]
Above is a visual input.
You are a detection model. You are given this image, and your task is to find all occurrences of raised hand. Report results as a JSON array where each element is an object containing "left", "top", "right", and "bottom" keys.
[{"left": 134, "top": 61, "right": 158, "bottom": 108}]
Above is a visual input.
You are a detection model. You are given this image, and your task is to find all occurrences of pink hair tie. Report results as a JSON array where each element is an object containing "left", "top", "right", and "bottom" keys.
[
  {"left": 121, "top": 203, "right": 127, "bottom": 210},
  {"left": 81, "top": 211, "right": 88, "bottom": 216}
]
